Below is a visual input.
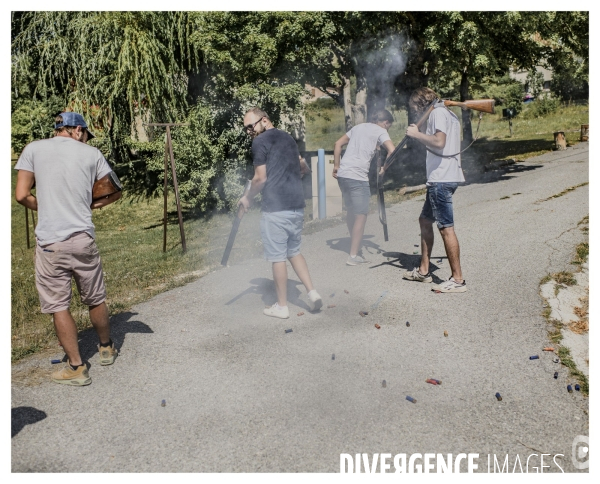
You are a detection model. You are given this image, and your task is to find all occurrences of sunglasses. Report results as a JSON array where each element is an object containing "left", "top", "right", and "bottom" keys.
[{"left": 244, "top": 117, "right": 264, "bottom": 132}]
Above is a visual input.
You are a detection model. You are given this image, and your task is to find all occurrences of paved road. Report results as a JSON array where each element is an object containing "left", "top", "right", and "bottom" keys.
[{"left": 12, "top": 144, "right": 589, "bottom": 472}]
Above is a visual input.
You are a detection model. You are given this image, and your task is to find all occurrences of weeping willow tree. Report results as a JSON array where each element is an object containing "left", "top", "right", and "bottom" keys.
[{"left": 12, "top": 11, "right": 193, "bottom": 157}]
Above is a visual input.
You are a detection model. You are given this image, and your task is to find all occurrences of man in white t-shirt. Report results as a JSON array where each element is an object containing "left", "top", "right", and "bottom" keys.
[
  {"left": 333, "top": 110, "right": 395, "bottom": 265},
  {"left": 15, "top": 112, "right": 122, "bottom": 386},
  {"left": 402, "top": 87, "right": 467, "bottom": 293}
]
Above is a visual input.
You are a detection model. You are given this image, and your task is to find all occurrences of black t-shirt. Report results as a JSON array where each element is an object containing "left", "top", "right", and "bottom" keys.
[{"left": 252, "top": 128, "right": 305, "bottom": 212}]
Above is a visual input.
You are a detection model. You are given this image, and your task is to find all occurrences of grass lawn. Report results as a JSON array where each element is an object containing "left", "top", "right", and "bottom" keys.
[{"left": 11, "top": 100, "right": 588, "bottom": 361}]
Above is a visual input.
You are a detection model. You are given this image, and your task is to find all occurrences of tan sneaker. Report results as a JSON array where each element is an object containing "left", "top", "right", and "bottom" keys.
[
  {"left": 98, "top": 343, "right": 118, "bottom": 365},
  {"left": 51, "top": 363, "right": 91, "bottom": 386}
]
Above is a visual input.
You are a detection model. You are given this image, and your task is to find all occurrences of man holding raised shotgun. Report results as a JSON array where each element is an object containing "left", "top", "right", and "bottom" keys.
[
  {"left": 238, "top": 107, "right": 322, "bottom": 318},
  {"left": 402, "top": 87, "right": 467, "bottom": 293}
]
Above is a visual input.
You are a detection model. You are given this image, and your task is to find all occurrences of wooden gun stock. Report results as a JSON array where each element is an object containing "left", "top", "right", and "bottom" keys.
[
  {"left": 443, "top": 99, "right": 496, "bottom": 114},
  {"left": 92, "top": 172, "right": 123, "bottom": 200}
]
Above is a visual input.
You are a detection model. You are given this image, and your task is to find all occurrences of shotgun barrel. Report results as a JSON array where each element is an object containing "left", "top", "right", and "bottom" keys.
[{"left": 221, "top": 179, "right": 252, "bottom": 266}]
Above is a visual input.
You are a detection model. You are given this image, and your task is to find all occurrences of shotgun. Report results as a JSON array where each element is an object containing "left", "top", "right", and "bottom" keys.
[
  {"left": 376, "top": 98, "right": 495, "bottom": 240},
  {"left": 221, "top": 179, "right": 252, "bottom": 266}
]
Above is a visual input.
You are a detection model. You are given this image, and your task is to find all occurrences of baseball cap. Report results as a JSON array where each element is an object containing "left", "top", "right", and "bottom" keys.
[{"left": 54, "top": 112, "right": 95, "bottom": 139}]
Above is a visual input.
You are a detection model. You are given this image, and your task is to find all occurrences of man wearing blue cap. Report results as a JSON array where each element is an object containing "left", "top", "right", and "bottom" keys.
[{"left": 15, "top": 112, "right": 121, "bottom": 386}]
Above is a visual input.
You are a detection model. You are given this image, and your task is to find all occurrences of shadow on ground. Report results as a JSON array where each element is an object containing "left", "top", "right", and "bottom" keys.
[
  {"left": 12, "top": 407, "right": 47, "bottom": 438},
  {"left": 225, "top": 277, "right": 315, "bottom": 312},
  {"left": 77, "top": 312, "right": 154, "bottom": 363}
]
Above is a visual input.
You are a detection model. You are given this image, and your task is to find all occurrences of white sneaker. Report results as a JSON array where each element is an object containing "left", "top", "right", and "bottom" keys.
[
  {"left": 346, "top": 255, "right": 370, "bottom": 266},
  {"left": 307, "top": 290, "right": 323, "bottom": 312},
  {"left": 402, "top": 267, "right": 433, "bottom": 283},
  {"left": 263, "top": 303, "right": 290, "bottom": 319},
  {"left": 433, "top": 277, "right": 467, "bottom": 293}
]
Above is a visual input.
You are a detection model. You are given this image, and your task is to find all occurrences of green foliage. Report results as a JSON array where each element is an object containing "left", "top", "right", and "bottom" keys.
[
  {"left": 11, "top": 96, "right": 65, "bottom": 154},
  {"left": 525, "top": 71, "right": 544, "bottom": 99},
  {"left": 472, "top": 74, "right": 525, "bottom": 114},
  {"left": 522, "top": 95, "right": 561, "bottom": 119}
]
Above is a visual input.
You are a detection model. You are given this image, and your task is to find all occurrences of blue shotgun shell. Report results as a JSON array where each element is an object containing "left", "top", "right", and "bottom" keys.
[
  {"left": 285, "top": 329, "right": 293, "bottom": 333},
  {"left": 406, "top": 321, "right": 410, "bottom": 327},
  {"left": 50, "top": 359, "right": 61, "bottom": 364},
  {"left": 554, "top": 372, "right": 558, "bottom": 379},
  {"left": 575, "top": 384, "right": 581, "bottom": 391},
  {"left": 567, "top": 385, "right": 573, "bottom": 393},
  {"left": 495, "top": 392, "right": 502, "bottom": 401},
  {"left": 406, "top": 396, "right": 417, "bottom": 403},
  {"left": 332, "top": 354, "right": 335, "bottom": 360},
  {"left": 161, "top": 399, "right": 166, "bottom": 407},
  {"left": 529, "top": 355, "right": 539, "bottom": 360}
]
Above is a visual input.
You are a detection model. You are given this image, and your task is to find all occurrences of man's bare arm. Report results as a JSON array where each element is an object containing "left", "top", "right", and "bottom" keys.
[
  {"left": 91, "top": 191, "right": 122, "bottom": 210},
  {"left": 15, "top": 170, "right": 37, "bottom": 211},
  {"left": 405, "top": 125, "right": 446, "bottom": 150},
  {"left": 238, "top": 164, "right": 267, "bottom": 212},
  {"left": 333, "top": 134, "right": 350, "bottom": 178}
]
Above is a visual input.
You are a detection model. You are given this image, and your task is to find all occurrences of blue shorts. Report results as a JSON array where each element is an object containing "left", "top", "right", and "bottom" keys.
[
  {"left": 338, "top": 177, "right": 370, "bottom": 215},
  {"left": 420, "top": 182, "right": 458, "bottom": 229},
  {"left": 260, "top": 209, "right": 304, "bottom": 262}
]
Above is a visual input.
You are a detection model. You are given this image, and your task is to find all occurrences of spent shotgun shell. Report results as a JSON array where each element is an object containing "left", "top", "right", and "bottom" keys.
[
  {"left": 575, "top": 384, "right": 581, "bottom": 391},
  {"left": 344, "top": 289, "right": 349, "bottom": 294},
  {"left": 529, "top": 355, "right": 539, "bottom": 360},
  {"left": 543, "top": 347, "right": 555, "bottom": 352},
  {"left": 406, "top": 321, "right": 410, "bottom": 327},
  {"left": 332, "top": 354, "right": 335, "bottom": 360},
  {"left": 297, "top": 312, "right": 304, "bottom": 316},
  {"left": 50, "top": 359, "right": 61, "bottom": 364},
  {"left": 425, "top": 379, "right": 438, "bottom": 385},
  {"left": 161, "top": 399, "right": 166, "bottom": 407},
  {"left": 567, "top": 385, "right": 573, "bottom": 393},
  {"left": 554, "top": 372, "right": 559, "bottom": 379},
  {"left": 444, "top": 330, "right": 448, "bottom": 337},
  {"left": 359, "top": 311, "right": 368, "bottom": 317},
  {"left": 374, "top": 324, "right": 381, "bottom": 329},
  {"left": 382, "top": 380, "right": 387, "bottom": 388},
  {"left": 495, "top": 393, "right": 502, "bottom": 401},
  {"left": 285, "top": 329, "right": 293, "bottom": 333},
  {"left": 433, "top": 379, "right": 442, "bottom": 385},
  {"left": 406, "top": 396, "right": 417, "bottom": 404}
]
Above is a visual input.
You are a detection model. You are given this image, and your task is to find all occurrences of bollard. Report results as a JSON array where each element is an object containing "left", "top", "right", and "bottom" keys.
[{"left": 317, "top": 148, "right": 326, "bottom": 219}]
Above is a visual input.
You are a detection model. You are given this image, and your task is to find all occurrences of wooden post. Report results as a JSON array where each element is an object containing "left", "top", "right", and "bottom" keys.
[
  {"left": 163, "top": 143, "right": 169, "bottom": 253},
  {"left": 166, "top": 126, "right": 187, "bottom": 253},
  {"left": 580, "top": 124, "right": 589, "bottom": 142},
  {"left": 143, "top": 123, "right": 189, "bottom": 253},
  {"left": 553, "top": 131, "right": 567, "bottom": 151}
]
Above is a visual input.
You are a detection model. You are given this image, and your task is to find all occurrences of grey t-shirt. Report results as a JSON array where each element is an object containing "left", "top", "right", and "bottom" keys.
[{"left": 15, "top": 137, "right": 112, "bottom": 244}]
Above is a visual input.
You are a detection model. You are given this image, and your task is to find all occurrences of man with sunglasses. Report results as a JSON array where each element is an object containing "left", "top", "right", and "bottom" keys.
[{"left": 238, "top": 107, "right": 322, "bottom": 318}]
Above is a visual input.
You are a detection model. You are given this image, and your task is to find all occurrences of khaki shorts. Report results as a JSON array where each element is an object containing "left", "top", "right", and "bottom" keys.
[{"left": 35, "top": 232, "right": 107, "bottom": 314}]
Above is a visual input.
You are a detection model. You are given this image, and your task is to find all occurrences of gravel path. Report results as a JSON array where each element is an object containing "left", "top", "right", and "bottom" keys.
[{"left": 12, "top": 144, "right": 589, "bottom": 472}]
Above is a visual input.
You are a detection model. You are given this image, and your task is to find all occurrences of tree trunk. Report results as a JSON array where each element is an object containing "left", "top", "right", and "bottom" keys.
[
  {"left": 342, "top": 75, "right": 353, "bottom": 131},
  {"left": 460, "top": 71, "right": 473, "bottom": 144},
  {"left": 352, "top": 74, "right": 367, "bottom": 125}
]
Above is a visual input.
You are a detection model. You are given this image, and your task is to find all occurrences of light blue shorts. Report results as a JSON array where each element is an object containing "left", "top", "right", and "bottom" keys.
[{"left": 260, "top": 209, "right": 304, "bottom": 262}]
